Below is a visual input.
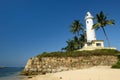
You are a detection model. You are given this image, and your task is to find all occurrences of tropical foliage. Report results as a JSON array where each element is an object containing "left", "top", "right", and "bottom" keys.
[
  {"left": 93, "top": 11, "right": 115, "bottom": 47},
  {"left": 70, "top": 20, "right": 84, "bottom": 37},
  {"left": 63, "top": 11, "right": 115, "bottom": 52},
  {"left": 62, "top": 20, "right": 86, "bottom": 52}
]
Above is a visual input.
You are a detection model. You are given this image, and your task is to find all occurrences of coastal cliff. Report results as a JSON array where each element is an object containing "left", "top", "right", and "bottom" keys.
[{"left": 22, "top": 55, "right": 117, "bottom": 75}]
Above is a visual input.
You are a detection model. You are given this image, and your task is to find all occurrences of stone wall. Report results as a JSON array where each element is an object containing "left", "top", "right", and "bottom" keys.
[{"left": 23, "top": 56, "right": 117, "bottom": 75}]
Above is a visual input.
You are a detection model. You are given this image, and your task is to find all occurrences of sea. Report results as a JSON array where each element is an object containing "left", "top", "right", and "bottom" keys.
[{"left": 0, "top": 67, "right": 26, "bottom": 80}]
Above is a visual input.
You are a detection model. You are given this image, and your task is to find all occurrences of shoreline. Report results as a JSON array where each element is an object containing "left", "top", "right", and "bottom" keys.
[
  {"left": 0, "top": 72, "right": 27, "bottom": 80},
  {"left": 0, "top": 67, "right": 26, "bottom": 80},
  {"left": 26, "top": 66, "right": 120, "bottom": 80},
  {"left": 0, "top": 66, "right": 6, "bottom": 69}
]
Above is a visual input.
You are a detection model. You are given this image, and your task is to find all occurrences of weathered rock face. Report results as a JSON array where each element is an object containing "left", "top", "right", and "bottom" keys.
[{"left": 23, "top": 56, "right": 117, "bottom": 75}]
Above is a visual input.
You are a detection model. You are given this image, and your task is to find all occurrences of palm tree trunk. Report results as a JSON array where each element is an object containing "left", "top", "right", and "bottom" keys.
[
  {"left": 101, "top": 27, "right": 110, "bottom": 47},
  {"left": 77, "top": 31, "right": 80, "bottom": 37}
]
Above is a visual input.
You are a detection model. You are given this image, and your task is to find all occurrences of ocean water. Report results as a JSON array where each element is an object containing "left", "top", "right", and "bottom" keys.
[{"left": 0, "top": 67, "right": 25, "bottom": 80}]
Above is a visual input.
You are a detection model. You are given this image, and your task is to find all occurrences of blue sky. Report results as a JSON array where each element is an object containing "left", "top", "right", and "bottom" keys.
[{"left": 0, "top": 0, "right": 120, "bottom": 67}]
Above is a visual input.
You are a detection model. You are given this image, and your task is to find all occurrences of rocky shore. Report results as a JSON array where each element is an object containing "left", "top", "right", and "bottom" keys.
[{"left": 21, "top": 55, "right": 118, "bottom": 75}]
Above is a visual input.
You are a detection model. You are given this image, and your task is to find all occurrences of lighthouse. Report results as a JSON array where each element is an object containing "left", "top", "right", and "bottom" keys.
[
  {"left": 85, "top": 12, "right": 96, "bottom": 42},
  {"left": 78, "top": 12, "right": 105, "bottom": 51}
]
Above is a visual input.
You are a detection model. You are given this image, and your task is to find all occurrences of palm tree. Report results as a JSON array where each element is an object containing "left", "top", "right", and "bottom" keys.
[
  {"left": 70, "top": 20, "right": 84, "bottom": 37},
  {"left": 62, "top": 20, "right": 86, "bottom": 52},
  {"left": 93, "top": 11, "right": 115, "bottom": 47}
]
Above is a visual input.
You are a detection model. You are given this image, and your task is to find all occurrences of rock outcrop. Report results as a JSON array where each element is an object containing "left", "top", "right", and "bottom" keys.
[{"left": 22, "top": 56, "right": 117, "bottom": 75}]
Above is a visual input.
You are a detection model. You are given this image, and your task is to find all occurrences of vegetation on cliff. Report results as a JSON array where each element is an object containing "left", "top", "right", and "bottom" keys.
[
  {"left": 37, "top": 49, "right": 120, "bottom": 69},
  {"left": 21, "top": 49, "right": 120, "bottom": 76},
  {"left": 37, "top": 49, "right": 120, "bottom": 58}
]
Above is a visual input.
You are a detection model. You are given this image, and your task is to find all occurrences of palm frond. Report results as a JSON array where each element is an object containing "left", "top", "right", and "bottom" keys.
[
  {"left": 92, "top": 23, "right": 101, "bottom": 30},
  {"left": 70, "top": 20, "right": 84, "bottom": 36},
  {"left": 106, "top": 19, "right": 115, "bottom": 25}
]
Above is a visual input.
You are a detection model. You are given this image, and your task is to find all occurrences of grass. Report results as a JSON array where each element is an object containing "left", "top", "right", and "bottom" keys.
[{"left": 37, "top": 49, "right": 120, "bottom": 58}]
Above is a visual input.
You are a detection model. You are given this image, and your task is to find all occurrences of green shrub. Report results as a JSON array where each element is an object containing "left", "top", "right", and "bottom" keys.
[
  {"left": 116, "top": 54, "right": 120, "bottom": 60},
  {"left": 112, "top": 55, "right": 120, "bottom": 69},
  {"left": 116, "top": 61, "right": 120, "bottom": 65},
  {"left": 112, "top": 63, "right": 120, "bottom": 69}
]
